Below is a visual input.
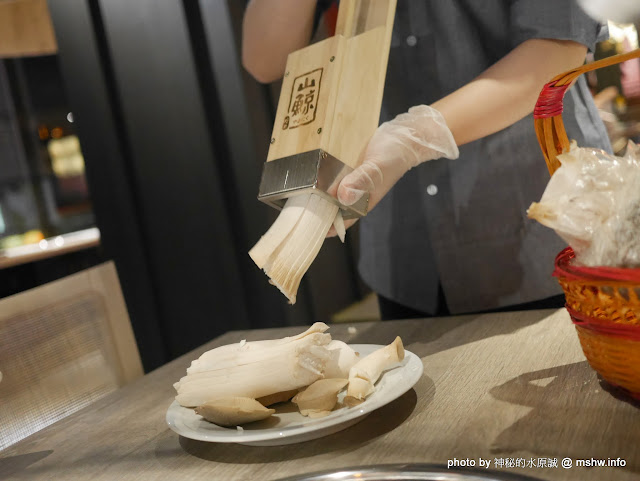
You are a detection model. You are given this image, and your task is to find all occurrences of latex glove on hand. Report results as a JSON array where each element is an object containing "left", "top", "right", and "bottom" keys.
[{"left": 327, "top": 104, "right": 459, "bottom": 237}]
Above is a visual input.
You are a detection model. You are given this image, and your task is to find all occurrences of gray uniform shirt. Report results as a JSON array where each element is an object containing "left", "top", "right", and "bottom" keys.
[{"left": 358, "top": 0, "right": 611, "bottom": 314}]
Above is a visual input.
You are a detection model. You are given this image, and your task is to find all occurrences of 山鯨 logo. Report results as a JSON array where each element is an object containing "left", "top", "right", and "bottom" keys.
[{"left": 283, "top": 68, "right": 323, "bottom": 130}]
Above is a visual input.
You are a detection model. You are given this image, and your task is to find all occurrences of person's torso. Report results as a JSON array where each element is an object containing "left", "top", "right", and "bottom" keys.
[{"left": 359, "top": 0, "right": 612, "bottom": 314}]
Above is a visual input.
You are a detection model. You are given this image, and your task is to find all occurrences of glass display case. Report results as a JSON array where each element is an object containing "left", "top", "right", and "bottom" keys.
[{"left": 0, "top": 54, "right": 98, "bottom": 264}]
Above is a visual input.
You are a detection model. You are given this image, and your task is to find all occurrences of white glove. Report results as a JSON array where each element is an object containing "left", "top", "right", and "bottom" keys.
[{"left": 337, "top": 104, "right": 459, "bottom": 211}]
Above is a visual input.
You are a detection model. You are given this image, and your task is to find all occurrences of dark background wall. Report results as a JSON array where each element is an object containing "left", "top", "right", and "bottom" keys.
[{"left": 43, "top": 0, "right": 366, "bottom": 371}]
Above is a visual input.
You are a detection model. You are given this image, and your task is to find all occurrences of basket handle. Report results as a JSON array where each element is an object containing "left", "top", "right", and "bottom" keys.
[{"left": 534, "top": 48, "right": 640, "bottom": 175}]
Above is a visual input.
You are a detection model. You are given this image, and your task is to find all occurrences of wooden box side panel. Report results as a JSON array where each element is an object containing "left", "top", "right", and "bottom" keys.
[
  {"left": 266, "top": 36, "right": 344, "bottom": 161},
  {"left": 325, "top": 27, "right": 387, "bottom": 169}
]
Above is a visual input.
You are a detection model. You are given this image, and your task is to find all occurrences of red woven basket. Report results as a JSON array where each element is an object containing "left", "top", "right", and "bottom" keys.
[
  {"left": 534, "top": 49, "right": 640, "bottom": 399},
  {"left": 553, "top": 247, "right": 640, "bottom": 398}
]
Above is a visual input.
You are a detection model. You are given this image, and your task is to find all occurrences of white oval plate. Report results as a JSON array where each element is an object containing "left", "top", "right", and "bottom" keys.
[{"left": 166, "top": 344, "right": 423, "bottom": 446}]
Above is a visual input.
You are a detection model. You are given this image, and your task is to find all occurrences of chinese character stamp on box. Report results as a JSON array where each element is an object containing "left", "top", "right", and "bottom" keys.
[{"left": 283, "top": 68, "right": 323, "bottom": 130}]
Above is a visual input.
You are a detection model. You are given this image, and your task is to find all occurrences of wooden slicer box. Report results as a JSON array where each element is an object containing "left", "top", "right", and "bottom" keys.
[{"left": 258, "top": 0, "right": 397, "bottom": 219}]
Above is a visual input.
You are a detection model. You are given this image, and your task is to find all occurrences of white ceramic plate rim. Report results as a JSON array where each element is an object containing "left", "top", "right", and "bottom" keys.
[{"left": 166, "top": 344, "right": 424, "bottom": 444}]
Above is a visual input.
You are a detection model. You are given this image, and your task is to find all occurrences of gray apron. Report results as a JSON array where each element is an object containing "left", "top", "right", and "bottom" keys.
[{"left": 358, "top": 0, "right": 611, "bottom": 314}]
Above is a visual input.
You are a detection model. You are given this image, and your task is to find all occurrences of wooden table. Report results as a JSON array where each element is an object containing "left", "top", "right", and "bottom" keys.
[{"left": 1, "top": 309, "right": 638, "bottom": 480}]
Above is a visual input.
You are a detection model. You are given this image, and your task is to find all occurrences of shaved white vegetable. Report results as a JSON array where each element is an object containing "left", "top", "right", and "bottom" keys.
[
  {"left": 249, "top": 194, "right": 310, "bottom": 268},
  {"left": 345, "top": 336, "right": 404, "bottom": 405},
  {"left": 173, "top": 325, "right": 405, "bottom": 421},
  {"left": 292, "top": 378, "right": 348, "bottom": 418},
  {"left": 249, "top": 193, "right": 338, "bottom": 303},
  {"left": 195, "top": 397, "right": 275, "bottom": 427},
  {"left": 324, "top": 340, "right": 360, "bottom": 378},
  {"left": 333, "top": 210, "right": 346, "bottom": 243},
  {"left": 256, "top": 389, "right": 298, "bottom": 407},
  {"left": 175, "top": 327, "right": 332, "bottom": 407},
  {"left": 187, "top": 322, "right": 329, "bottom": 374}
]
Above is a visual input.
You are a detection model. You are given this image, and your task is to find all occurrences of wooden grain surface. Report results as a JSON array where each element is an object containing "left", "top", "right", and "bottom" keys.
[
  {"left": 0, "top": 0, "right": 57, "bottom": 58},
  {"left": 266, "top": 0, "right": 396, "bottom": 169},
  {"left": 1, "top": 309, "right": 638, "bottom": 481}
]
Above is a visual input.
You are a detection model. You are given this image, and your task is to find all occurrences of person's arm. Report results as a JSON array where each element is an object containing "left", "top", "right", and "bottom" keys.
[
  {"left": 432, "top": 38, "right": 587, "bottom": 146},
  {"left": 327, "top": 38, "right": 588, "bottom": 235},
  {"left": 242, "top": 0, "right": 318, "bottom": 83},
  {"left": 336, "top": 38, "right": 588, "bottom": 212}
]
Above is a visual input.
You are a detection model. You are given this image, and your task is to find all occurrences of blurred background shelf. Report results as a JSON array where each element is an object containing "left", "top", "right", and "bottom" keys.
[{"left": 0, "top": 227, "right": 99, "bottom": 269}]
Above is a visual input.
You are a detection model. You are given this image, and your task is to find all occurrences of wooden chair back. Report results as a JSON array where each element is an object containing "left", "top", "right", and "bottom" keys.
[{"left": 0, "top": 261, "right": 143, "bottom": 450}]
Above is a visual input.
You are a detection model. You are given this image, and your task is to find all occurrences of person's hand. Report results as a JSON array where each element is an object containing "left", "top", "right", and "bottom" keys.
[
  {"left": 339, "top": 105, "right": 459, "bottom": 209},
  {"left": 327, "top": 105, "right": 459, "bottom": 237}
]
